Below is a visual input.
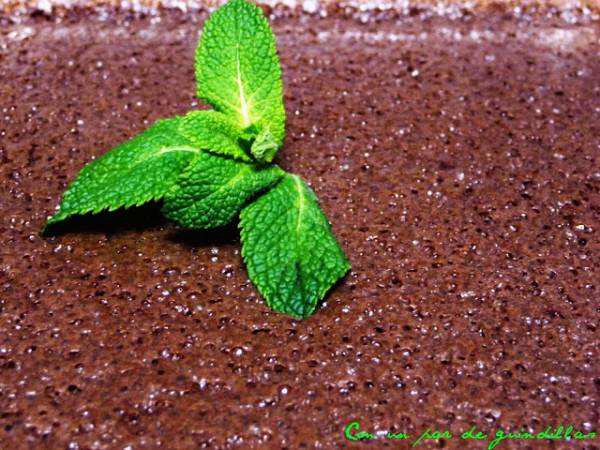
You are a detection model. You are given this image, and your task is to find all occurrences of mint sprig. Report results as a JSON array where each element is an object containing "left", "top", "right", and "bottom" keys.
[{"left": 45, "top": 0, "right": 350, "bottom": 319}]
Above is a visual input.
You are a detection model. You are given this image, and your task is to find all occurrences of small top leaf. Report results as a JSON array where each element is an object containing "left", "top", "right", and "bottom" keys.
[
  {"left": 239, "top": 173, "right": 350, "bottom": 318},
  {"left": 178, "top": 110, "right": 251, "bottom": 162},
  {"left": 195, "top": 0, "right": 285, "bottom": 162}
]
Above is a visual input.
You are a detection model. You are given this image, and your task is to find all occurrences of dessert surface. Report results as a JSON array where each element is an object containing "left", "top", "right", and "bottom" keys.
[{"left": 0, "top": 4, "right": 599, "bottom": 449}]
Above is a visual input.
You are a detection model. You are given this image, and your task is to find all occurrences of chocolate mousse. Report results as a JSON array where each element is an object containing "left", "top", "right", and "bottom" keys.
[{"left": 0, "top": 1, "right": 598, "bottom": 448}]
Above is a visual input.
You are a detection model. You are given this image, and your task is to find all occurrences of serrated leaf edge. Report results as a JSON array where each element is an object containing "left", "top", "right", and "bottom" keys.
[{"left": 45, "top": 146, "right": 204, "bottom": 228}]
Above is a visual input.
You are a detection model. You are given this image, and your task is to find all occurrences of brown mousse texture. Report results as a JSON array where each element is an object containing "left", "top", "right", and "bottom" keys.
[{"left": 0, "top": 6, "right": 599, "bottom": 450}]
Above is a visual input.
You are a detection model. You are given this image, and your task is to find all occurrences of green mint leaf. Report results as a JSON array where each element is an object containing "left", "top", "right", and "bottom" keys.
[
  {"left": 239, "top": 174, "right": 351, "bottom": 318},
  {"left": 162, "top": 151, "right": 283, "bottom": 229},
  {"left": 46, "top": 117, "right": 201, "bottom": 227},
  {"left": 195, "top": 0, "right": 285, "bottom": 162},
  {"left": 179, "top": 110, "right": 251, "bottom": 162}
]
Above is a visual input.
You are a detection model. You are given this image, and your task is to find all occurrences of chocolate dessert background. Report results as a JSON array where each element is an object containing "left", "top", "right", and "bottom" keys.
[{"left": 1, "top": 2, "right": 599, "bottom": 449}]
